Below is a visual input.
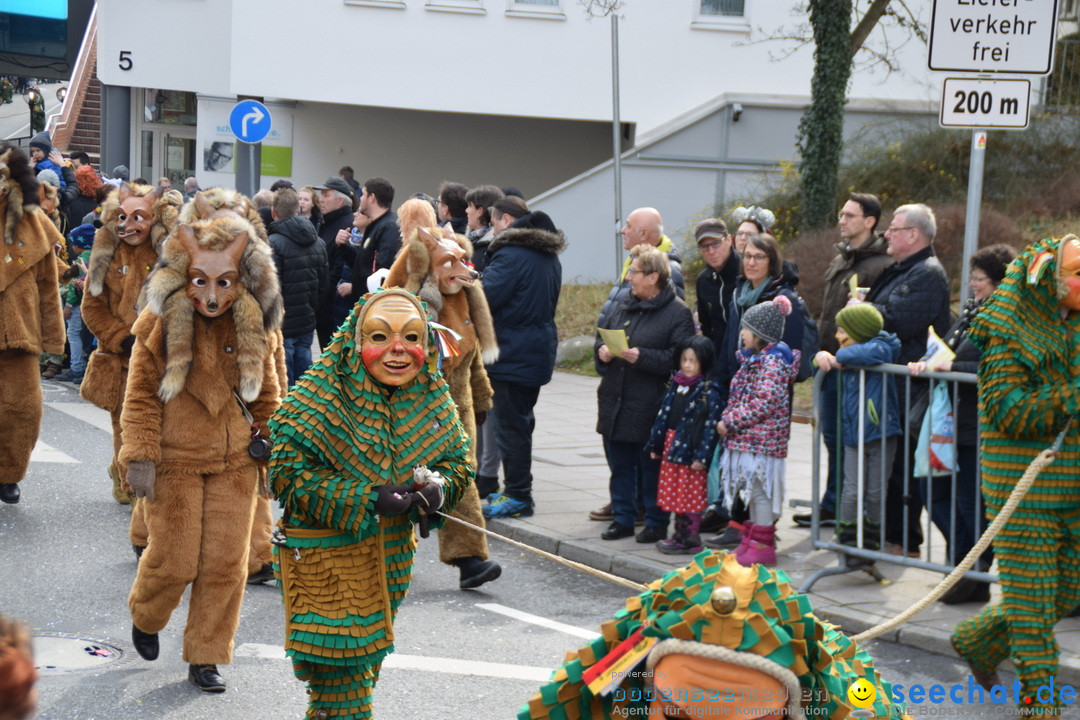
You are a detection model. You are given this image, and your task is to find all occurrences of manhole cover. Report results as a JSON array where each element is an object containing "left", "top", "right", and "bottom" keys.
[{"left": 33, "top": 633, "right": 135, "bottom": 675}]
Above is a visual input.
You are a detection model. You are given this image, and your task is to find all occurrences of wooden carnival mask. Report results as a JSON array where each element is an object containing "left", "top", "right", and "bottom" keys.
[
  {"left": 176, "top": 224, "right": 247, "bottom": 319},
  {"left": 116, "top": 185, "right": 164, "bottom": 246},
  {"left": 1057, "top": 235, "right": 1080, "bottom": 312},
  {"left": 419, "top": 226, "right": 476, "bottom": 295},
  {"left": 357, "top": 293, "right": 427, "bottom": 386}
]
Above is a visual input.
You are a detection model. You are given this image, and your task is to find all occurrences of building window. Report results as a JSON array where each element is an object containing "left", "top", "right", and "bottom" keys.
[
  {"left": 700, "top": 0, "right": 744, "bottom": 15},
  {"left": 1060, "top": 0, "right": 1078, "bottom": 20},
  {"left": 343, "top": 0, "right": 406, "bottom": 8},
  {"left": 692, "top": 0, "right": 749, "bottom": 30},
  {"left": 426, "top": 0, "right": 485, "bottom": 13},
  {"left": 506, "top": 0, "right": 565, "bottom": 19}
]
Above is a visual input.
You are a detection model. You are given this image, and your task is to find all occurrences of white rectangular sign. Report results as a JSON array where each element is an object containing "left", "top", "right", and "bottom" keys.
[
  {"left": 940, "top": 77, "right": 1031, "bottom": 128},
  {"left": 929, "top": 0, "right": 1058, "bottom": 75}
]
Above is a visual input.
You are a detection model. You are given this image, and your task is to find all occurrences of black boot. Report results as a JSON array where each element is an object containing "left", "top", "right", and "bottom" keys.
[
  {"left": 188, "top": 663, "right": 226, "bottom": 692},
  {"left": 455, "top": 556, "right": 502, "bottom": 590},
  {"left": 246, "top": 563, "right": 275, "bottom": 585},
  {"left": 0, "top": 483, "right": 20, "bottom": 504},
  {"left": 132, "top": 544, "right": 145, "bottom": 559},
  {"left": 132, "top": 624, "right": 159, "bottom": 661}
]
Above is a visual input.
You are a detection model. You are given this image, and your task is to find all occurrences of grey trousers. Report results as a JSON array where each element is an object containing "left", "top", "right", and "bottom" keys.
[
  {"left": 840, "top": 437, "right": 897, "bottom": 525},
  {"left": 476, "top": 406, "right": 501, "bottom": 478}
]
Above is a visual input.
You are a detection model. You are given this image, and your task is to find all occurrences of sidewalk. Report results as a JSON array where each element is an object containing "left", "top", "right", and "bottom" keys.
[{"left": 485, "top": 371, "right": 1080, "bottom": 685}]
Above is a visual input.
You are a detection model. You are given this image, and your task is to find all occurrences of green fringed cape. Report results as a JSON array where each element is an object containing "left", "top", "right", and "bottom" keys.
[
  {"left": 968, "top": 236, "right": 1080, "bottom": 514},
  {"left": 519, "top": 551, "right": 907, "bottom": 720},
  {"left": 269, "top": 295, "right": 472, "bottom": 669}
]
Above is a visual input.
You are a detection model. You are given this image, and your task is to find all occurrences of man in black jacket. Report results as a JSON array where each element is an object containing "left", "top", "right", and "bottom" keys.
[
  {"left": 349, "top": 177, "right": 401, "bottom": 296},
  {"left": 268, "top": 188, "right": 328, "bottom": 387},
  {"left": 313, "top": 177, "right": 357, "bottom": 348},
  {"left": 864, "top": 202, "right": 951, "bottom": 556}
]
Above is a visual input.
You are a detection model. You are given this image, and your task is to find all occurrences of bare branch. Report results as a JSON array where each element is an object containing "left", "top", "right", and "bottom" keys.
[
  {"left": 577, "top": 0, "right": 623, "bottom": 17},
  {"left": 850, "top": 0, "right": 891, "bottom": 57}
]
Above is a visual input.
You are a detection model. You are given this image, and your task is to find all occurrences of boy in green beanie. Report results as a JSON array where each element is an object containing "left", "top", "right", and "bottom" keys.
[{"left": 813, "top": 303, "right": 902, "bottom": 562}]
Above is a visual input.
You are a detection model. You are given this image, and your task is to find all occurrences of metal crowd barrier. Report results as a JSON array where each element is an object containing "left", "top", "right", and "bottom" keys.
[{"left": 796, "top": 364, "right": 997, "bottom": 594}]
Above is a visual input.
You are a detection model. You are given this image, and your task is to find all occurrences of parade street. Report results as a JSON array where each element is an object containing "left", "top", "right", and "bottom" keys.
[{"left": 1, "top": 379, "right": 1075, "bottom": 719}]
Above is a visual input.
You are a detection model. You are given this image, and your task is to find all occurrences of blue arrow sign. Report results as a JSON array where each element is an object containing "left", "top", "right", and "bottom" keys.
[{"left": 229, "top": 99, "right": 272, "bottom": 144}]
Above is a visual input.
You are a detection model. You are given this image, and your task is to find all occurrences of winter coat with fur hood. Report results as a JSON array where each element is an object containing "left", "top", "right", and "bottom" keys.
[
  {"left": 482, "top": 212, "right": 566, "bottom": 387},
  {"left": 269, "top": 215, "right": 328, "bottom": 339},
  {"left": 0, "top": 208, "right": 65, "bottom": 355}
]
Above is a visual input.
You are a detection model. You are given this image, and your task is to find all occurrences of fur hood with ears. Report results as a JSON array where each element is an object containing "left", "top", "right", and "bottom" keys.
[
  {"left": 87, "top": 183, "right": 180, "bottom": 297},
  {"left": 384, "top": 226, "right": 499, "bottom": 366},
  {"left": 178, "top": 187, "right": 268, "bottom": 241},
  {"left": 0, "top": 145, "right": 41, "bottom": 246},
  {"left": 142, "top": 209, "right": 283, "bottom": 403}
]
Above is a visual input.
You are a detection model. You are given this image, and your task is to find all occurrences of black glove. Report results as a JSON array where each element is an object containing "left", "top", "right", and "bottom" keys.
[
  {"left": 475, "top": 410, "right": 487, "bottom": 428},
  {"left": 410, "top": 482, "right": 443, "bottom": 539},
  {"left": 373, "top": 484, "right": 413, "bottom": 516},
  {"left": 127, "top": 461, "right": 156, "bottom": 502}
]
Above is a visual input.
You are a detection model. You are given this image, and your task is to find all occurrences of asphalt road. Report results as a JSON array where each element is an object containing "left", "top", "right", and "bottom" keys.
[
  {"left": 0, "top": 81, "right": 65, "bottom": 143},
  {"left": 5, "top": 380, "right": 1079, "bottom": 719}
]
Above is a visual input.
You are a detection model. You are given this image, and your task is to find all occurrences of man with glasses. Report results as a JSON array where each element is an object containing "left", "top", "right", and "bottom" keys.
[
  {"left": 793, "top": 193, "right": 892, "bottom": 528},
  {"left": 862, "top": 203, "right": 951, "bottom": 557}
]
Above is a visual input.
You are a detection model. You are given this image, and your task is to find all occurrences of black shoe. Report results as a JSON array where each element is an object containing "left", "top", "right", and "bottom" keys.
[
  {"left": 188, "top": 663, "right": 226, "bottom": 693},
  {"left": 0, "top": 484, "right": 19, "bottom": 504},
  {"left": 699, "top": 506, "right": 729, "bottom": 534},
  {"left": 939, "top": 577, "right": 991, "bottom": 605},
  {"left": 132, "top": 544, "right": 145, "bottom": 559},
  {"left": 704, "top": 523, "right": 743, "bottom": 549},
  {"left": 601, "top": 521, "right": 634, "bottom": 540},
  {"left": 635, "top": 525, "right": 667, "bottom": 544},
  {"left": 475, "top": 474, "right": 500, "bottom": 500},
  {"left": 246, "top": 562, "right": 275, "bottom": 585},
  {"left": 456, "top": 556, "right": 502, "bottom": 589},
  {"left": 132, "top": 624, "right": 159, "bottom": 661},
  {"left": 793, "top": 508, "right": 835, "bottom": 527}
]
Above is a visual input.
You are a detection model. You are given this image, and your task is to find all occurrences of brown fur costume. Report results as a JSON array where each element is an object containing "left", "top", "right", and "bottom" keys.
[
  {"left": 80, "top": 183, "right": 182, "bottom": 506},
  {"left": 0, "top": 146, "right": 64, "bottom": 490},
  {"left": 385, "top": 226, "right": 499, "bottom": 564},
  {"left": 121, "top": 208, "right": 282, "bottom": 665}
]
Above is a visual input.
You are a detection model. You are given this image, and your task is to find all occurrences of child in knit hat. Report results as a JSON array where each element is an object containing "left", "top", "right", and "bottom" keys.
[
  {"left": 716, "top": 295, "right": 801, "bottom": 566},
  {"left": 813, "top": 303, "right": 902, "bottom": 563}
]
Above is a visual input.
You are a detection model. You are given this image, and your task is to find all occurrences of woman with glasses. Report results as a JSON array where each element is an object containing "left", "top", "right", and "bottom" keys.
[{"left": 703, "top": 232, "right": 805, "bottom": 551}]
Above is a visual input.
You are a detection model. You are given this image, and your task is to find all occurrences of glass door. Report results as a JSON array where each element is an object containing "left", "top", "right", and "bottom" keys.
[{"left": 162, "top": 132, "right": 196, "bottom": 187}]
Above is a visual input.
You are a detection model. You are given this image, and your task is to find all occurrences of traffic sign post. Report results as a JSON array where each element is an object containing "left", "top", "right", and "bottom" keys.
[
  {"left": 940, "top": 77, "right": 1030, "bottom": 129},
  {"left": 928, "top": 0, "right": 1057, "bottom": 305},
  {"left": 929, "top": 0, "right": 1059, "bottom": 74},
  {"left": 230, "top": 98, "right": 271, "bottom": 198},
  {"left": 229, "top": 99, "right": 272, "bottom": 144}
]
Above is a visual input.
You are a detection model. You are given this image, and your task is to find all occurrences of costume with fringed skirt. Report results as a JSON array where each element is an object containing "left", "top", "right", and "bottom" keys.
[
  {"left": 952, "top": 235, "right": 1080, "bottom": 715},
  {"left": 519, "top": 551, "right": 908, "bottom": 720},
  {"left": 269, "top": 295, "right": 471, "bottom": 720}
]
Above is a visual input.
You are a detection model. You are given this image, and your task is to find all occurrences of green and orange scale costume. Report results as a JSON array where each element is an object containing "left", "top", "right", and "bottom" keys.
[
  {"left": 269, "top": 290, "right": 472, "bottom": 720},
  {"left": 520, "top": 551, "right": 908, "bottom": 720},
  {"left": 952, "top": 235, "right": 1080, "bottom": 716}
]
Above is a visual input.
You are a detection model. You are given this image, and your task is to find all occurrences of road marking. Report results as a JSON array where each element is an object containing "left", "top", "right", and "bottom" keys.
[
  {"left": 233, "top": 643, "right": 550, "bottom": 681},
  {"left": 46, "top": 402, "right": 113, "bottom": 434},
  {"left": 30, "top": 440, "right": 79, "bottom": 464},
  {"left": 475, "top": 603, "right": 601, "bottom": 640}
]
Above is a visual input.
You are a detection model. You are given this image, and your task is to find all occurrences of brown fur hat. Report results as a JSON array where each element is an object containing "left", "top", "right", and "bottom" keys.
[
  {"left": 179, "top": 188, "right": 268, "bottom": 241},
  {"left": 385, "top": 226, "right": 499, "bottom": 365},
  {"left": 87, "top": 183, "right": 180, "bottom": 296},
  {"left": 143, "top": 209, "right": 283, "bottom": 402},
  {"left": 0, "top": 144, "right": 40, "bottom": 246}
]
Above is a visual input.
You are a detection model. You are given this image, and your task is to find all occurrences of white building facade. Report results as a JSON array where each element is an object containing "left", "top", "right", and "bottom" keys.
[{"left": 97, "top": 0, "right": 945, "bottom": 282}]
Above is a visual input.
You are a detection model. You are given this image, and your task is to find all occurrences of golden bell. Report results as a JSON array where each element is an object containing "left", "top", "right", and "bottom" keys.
[{"left": 710, "top": 586, "right": 737, "bottom": 615}]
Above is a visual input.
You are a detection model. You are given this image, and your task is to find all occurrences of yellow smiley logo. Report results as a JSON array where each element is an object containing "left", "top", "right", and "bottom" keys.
[{"left": 847, "top": 678, "right": 877, "bottom": 709}]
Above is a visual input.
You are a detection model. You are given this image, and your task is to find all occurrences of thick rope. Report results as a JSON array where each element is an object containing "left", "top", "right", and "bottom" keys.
[
  {"left": 436, "top": 511, "right": 648, "bottom": 592},
  {"left": 852, "top": 420, "right": 1071, "bottom": 643}
]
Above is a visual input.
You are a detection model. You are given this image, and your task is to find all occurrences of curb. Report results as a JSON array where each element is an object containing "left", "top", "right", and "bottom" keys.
[{"left": 487, "top": 516, "right": 1080, "bottom": 689}]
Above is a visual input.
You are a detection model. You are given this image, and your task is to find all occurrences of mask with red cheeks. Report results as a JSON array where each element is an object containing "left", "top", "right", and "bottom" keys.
[
  {"left": 420, "top": 227, "right": 476, "bottom": 295},
  {"left": 357, "top": 294, "right": 428, "bottom": 386},
  {"left": 116, "top": 186, "right": 162, "bottom": 246},
  {"left": 177, "top": 224, "right": 247, "bottom": 319},
  {"left": 1057, "top": 236, "right": 1080, "bottom": 312}
]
